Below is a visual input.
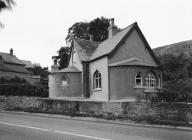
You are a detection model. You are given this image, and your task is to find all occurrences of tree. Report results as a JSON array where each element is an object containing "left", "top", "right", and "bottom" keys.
[
  {"left": 57, "top": 46, "right": 72, "bottom": 70},
  {"left": 0, "top": 0, "right": 14, "bottom": 11},
  {"left": 158, "top": 53, "right": 188, "bottom": 81},
  {"left": 65, "top": 17, "right": 110, "bottom": 43},
  {"left": 0, "top": 0, "right": 15, "bottom": 28},
  {"left": 65, "top": 22, "right": 89, "bottom": 43},
  {"left": 58, "top": 17, "right": 110, "bottom": 70},
  {"left": 32, "top": 64, "right": 49, "bottom": 79},
  {"left": 88, "top": 17, "right": 110, "bottom": 42}
]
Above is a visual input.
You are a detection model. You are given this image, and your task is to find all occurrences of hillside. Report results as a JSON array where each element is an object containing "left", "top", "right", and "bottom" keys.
[{"left": 153, "top": 40, "right": 192, "bottom": 57}]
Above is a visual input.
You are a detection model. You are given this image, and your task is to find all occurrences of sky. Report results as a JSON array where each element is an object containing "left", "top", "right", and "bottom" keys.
[{"left": 0, "top": 0, "right": 192, "bottom": 69}]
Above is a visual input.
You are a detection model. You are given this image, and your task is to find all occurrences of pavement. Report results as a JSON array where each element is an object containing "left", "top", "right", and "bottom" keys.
[
  {"left": 1, "top": 110, "right": 192, "bottom": 131},
  {"left": 0, "top": 111, "right": 192, "bottom": 140}
]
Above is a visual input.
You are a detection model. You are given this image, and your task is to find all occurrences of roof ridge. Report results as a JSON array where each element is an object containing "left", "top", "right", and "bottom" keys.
[
  {"left": 99, "top": 22, "right": 137, "bottom": 44},
  {"left": 73, "top": 37, "right": 100, "bottom": 44}
]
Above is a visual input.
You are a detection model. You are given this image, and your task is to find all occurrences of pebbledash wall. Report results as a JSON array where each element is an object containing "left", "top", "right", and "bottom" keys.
[
  {"left": 49, "top": 73, "right": 82, "bottom": 98},
  {"left": 109, "top": 66, "right": 161, "bottom": 100},
  {"left": 89, "top": 56, "right": 109, "bottom": 101},
  {"left": 0, "top": 96, "right": 192, "bottom": 125}
]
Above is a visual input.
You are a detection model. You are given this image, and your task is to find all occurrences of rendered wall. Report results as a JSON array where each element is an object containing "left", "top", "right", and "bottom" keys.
[
  {"left": 108, "top": 29, "right": 157, "bottom": 66},
  {"left": 89, "top": 57, "right": 109, "bottom": 101},
  {"left": 49, "top": 73, "right": 82, "bottom": 98},
  {"left": 109, "top": 66, "right": 160, "bottom": 100}
]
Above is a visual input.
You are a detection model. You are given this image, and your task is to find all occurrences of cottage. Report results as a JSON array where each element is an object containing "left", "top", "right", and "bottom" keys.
[
  {"left": 49, "top": 19, "right": 162, "bottom": 101},
  {"left": 0, "top": 49, "right": 40, "bottom": 84}
]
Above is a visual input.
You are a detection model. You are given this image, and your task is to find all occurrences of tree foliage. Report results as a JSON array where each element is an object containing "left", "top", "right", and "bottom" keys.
[
  {"left": 57, "top": 46, "right": 72, "bottom": 70},
  {"left": 0, "top": 0, "right": 14, "bottom": 11},
  {"left": 58, "top": 17, "right": 110, "bottom": 70},
  {"left": 0, "top": 0, "right": 15, "bottom": 28},
  {"left": 65, "top": 17, "right": 110, "bottom": 42},
  {"left": 88, "top": 17, "right": 110, "bottom": 42},
  {"left": 32, "top": 64, "right": 49, "bottom": 78},
  {"left": 158, "top": 53, "right": 192, "bottom": 81},
  {"left": 157, "top": 53, "right": 192, "bottom": 98}
]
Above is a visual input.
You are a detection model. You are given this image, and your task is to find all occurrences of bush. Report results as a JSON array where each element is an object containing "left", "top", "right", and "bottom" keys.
[{"left": 0, "top": 84, "right": 48, "bottom": 97}]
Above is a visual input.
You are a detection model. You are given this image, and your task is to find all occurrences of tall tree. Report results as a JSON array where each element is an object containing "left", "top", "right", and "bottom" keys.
[
  {"left": 57, "top": 46, "right": 72, "bottom": 69},
  {"left": 65, "top": 22, "right": 89, "bottom": 43},
  {"left": 65, "top": 17, "right": 110, "bottom": 43},
  {"left": 58, "top": 17, "right": 110, "bottom": 70},
  {"left": 89, "top": 17, "right": 110, "bottom": 42}
]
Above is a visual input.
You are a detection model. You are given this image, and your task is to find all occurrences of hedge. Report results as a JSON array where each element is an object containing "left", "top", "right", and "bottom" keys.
[{"left": 0, "top": 84, "right": 48, "bottom": 97}]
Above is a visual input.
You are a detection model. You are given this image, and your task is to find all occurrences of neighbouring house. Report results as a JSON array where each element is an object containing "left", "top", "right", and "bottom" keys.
[
  {"left": 22, "top": 60, "right": 41, "bottom": 84},
  {"left": 0, "top": 49, "right": 40, "bottom": 84},
  {"left": 49, "top": 19, "right": 162, "bottom": 101}
]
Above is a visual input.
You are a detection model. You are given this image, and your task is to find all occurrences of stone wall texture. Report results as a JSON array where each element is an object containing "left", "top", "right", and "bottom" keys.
[{"left": 0, "top": 96, "right": 192, "bottom": 126}]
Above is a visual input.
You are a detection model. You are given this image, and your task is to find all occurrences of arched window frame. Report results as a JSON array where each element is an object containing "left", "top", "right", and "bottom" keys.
[
  {"left": 93, "top": 70, "right": 102, "bottom": 90},
  {"left": 135, "top": 73, "right": 143, "bottom": 88},
  {"left": 61, "top": 75, "right": 69, "bottom": 87},
  {"left": 145, "top": 73, "right": 156, "bottom": 89}
]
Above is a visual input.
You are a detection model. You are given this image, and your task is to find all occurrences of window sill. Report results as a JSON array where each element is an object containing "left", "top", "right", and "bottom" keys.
[
  {"left": 92, "top": 88, "right": 102, "bottom": 92},
  {"left": 60, "top": 85, "right": 69, "bottom": 87}
]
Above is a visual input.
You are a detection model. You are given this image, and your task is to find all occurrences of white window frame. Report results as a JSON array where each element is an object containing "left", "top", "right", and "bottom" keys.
[
  {"left": 135, "top": 73, "right": 143, "bottom": 88},
  {"left": 93, "top": 70, "right": 102, "bottom": 90},
  {"left": 158, "top": 74, "right": 162, "bottom": 89},
  {"left": 145, "top": 73, "right": 156, "bottom": 89}
]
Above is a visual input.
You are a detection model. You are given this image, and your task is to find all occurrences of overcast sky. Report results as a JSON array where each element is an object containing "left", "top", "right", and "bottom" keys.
[{"left": 0, "top": 0, "right": 192, "bottom": 68}]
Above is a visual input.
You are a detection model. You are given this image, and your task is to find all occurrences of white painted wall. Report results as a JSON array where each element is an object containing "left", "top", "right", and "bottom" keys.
[
  {"left": 89, "top": 56, "right": 109, "bottom": 101},
  {"left": 69, "top": 49, "right": 83, "bottom": 71}
]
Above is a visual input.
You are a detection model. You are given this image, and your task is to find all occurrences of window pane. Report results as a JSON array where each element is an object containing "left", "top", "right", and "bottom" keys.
[{"left": 99, "top": 78, "right": 101, "bottom": 88}]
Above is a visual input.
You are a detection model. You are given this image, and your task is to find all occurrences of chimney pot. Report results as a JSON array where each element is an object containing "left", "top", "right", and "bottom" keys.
[
  {"left": 51, "top": 56, "right": 59, "bottom": 72},
  {"left": 110, "top": 18, "right": 114, "bottom": 27},
  {"left": 52, "top": 56, "right": 58, "bottom": 65},
  {"left": 108, "top": 18, "right": 118, "bottom": 38},
  {"left": 10, "top": 48, "right": 13, "bottom": 55}
]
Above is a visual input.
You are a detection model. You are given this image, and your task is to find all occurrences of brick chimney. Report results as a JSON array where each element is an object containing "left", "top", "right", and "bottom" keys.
[
  {"left": 10, "top": 48, "right": 13, "bottom": 55},
  {"left": 108, "top": 18, "right": 118, "bottom": 39},
  {"left": 51, "top": 56, "right": 59, "bottom": 72}
]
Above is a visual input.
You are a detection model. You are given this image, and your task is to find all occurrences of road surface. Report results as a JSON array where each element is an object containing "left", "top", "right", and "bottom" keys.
[{"left": 0, "top": 112, "right": 191, "bottom": 140}]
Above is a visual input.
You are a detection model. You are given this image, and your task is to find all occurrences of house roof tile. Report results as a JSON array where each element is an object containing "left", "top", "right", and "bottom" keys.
[
  {"left": 22, "top": 60, "right": 35, "bottom": 69},
  {"left": 0, "top": 52, "right": 25, "bottom": 65},
  {"left": 0, "top": 62, "right": 31, "bottom": 74},
  {"left": 72, "top": 22, "right": 135, "bottom": 62},
  {"left": 90, "top": 23, "right": 135, "bottom": 61},
  {"left": 72, "top": 22, "right": 159, "bottom": 67},
  {"left": 108, "top": 58, "right": 158, "bottom": 67},
  {"left": 52, "top": 66, "right": 81, "bottom": 73},
  {"left": 73, "top": 38, "right": 99, "bottom": 61}
]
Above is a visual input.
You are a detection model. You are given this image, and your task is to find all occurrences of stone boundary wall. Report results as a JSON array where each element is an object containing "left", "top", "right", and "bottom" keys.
[{"left": 0, "top": 96, "right": 192, "bottom": 126}]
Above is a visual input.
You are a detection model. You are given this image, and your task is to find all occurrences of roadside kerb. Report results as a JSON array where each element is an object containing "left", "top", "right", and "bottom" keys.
[{"left": 0, "top": 110, "right": 192, "bottom": 131}]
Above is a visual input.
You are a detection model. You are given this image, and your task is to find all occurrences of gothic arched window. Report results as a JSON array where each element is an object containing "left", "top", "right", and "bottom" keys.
[
  {"left": 135, "top": 73, "right": 142, "bottom": 87},
  {"left": 93, "top": 70, "right": 102, "bottom": 89},
  {"left": 145, "top": 73, "right": 156, "bottom": 89}
]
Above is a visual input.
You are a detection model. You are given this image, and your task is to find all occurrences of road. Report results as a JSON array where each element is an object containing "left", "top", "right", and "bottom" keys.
[{"left": 0, "top": 112, "right": 192, "bottom": 140}]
